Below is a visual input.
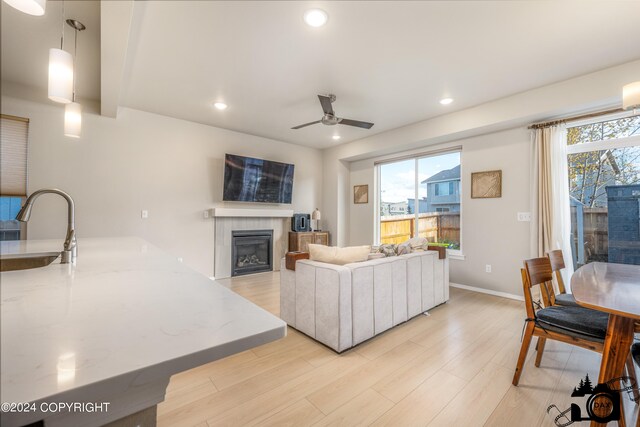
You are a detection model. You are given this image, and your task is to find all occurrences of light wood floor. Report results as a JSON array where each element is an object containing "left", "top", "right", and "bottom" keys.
[{"left": 157, "top": 272, "right": 637, "bottom": 427}]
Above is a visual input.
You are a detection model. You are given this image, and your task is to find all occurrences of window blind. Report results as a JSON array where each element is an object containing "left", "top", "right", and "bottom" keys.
[{"left": 1, "top": 115, "right": 29, "bottom": 196}]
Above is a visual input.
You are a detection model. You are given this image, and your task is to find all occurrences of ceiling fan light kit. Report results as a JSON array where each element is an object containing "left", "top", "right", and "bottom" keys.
[{"left": 292, "top": 94, "right": 374, "bottom": 131}]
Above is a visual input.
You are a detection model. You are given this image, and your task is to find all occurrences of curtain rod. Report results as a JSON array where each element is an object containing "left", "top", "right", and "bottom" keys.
[{"left": 528, "top": 108, "right": 626, "bottom": 129}]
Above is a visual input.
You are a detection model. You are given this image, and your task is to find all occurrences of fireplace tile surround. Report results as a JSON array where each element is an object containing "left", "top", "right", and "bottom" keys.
[{"left": 213, "top": 211, "right": 290, "bottom": 279}]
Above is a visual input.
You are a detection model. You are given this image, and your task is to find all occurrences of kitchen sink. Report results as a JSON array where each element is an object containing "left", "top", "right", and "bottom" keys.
[{"left": 0, "top": 252, "right": 61, "bottom": 272}]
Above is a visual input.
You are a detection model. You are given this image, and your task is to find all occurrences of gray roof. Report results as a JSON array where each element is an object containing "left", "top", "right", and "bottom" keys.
[{"left": 422, "top": 165, "right": 460, "bottom": 183}]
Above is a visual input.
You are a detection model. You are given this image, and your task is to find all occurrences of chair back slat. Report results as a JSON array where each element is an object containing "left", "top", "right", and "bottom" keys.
[
  {"left": 524, "top": 257, "right": 556, "bottom": 307},
  {"left": 546, "top": 249, "right": 567, "bottom": 294},
  {"left": 520, "top": 268, "right": 536, "bottom": 319}
]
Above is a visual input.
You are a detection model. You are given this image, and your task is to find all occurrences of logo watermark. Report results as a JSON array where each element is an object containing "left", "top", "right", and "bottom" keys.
[{"left": 547, "top": 374, "right": 638, "bottom": 426}]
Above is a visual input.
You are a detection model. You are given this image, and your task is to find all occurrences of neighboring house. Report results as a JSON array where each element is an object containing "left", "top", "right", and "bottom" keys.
[
  {"left": 422, "top": 165, "right": 461, "bottom": 213},
  {"left": 407, "top": 197, "right": 429, "bottom": 214},
  {"left": 380, "top": 201, "right": 409, "bottom": 216}
]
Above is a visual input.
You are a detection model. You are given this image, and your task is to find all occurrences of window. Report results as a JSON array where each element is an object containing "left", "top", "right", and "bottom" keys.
[
  {"left": 377, "top": 150, "right": 461, "bottom": 251},
  {"left": 433, "top": 181, "right": 456, "bottom": 196},
  {"left": 0, "top": 115, "right": 29, "bottom": 241},
  {"left": 567, "top": 114, "right": 640, "bottom": 267}
]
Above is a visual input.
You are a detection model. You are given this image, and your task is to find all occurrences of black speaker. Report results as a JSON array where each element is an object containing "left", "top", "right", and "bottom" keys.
[{"left": 291, "top": 213, "right": 311, "bottom": 232}]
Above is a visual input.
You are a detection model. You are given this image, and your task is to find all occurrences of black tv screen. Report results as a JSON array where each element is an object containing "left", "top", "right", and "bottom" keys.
[{"left": 223, "top": 154, "right": 294, "bottom": 203}]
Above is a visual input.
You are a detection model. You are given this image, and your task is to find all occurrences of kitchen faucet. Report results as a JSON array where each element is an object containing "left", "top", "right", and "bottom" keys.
[{"left": 16, "top": 188, "right": 77, "bottom": 263}]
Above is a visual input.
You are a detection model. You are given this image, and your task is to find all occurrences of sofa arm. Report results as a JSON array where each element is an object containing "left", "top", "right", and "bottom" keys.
[{"left": 293, "top": 260, "right": 353, "bottom": 352}]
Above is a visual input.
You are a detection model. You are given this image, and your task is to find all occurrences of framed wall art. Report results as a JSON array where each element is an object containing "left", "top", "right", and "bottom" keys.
[
  {"left": 471, "top": 170, "right": 502, "bottom": 198},
  {"left": 354, "top": 185, "right": 369, "bottom": 204}
]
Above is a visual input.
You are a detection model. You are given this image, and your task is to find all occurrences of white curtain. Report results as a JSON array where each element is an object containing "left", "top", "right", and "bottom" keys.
[{"left": 530, "top": 124, "right": 574, "bottom": 289}]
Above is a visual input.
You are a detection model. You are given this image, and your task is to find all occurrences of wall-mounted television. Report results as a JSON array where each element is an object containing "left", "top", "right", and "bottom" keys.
[{"left": 223, "top": 154, "right": 294, "bottom": 204}]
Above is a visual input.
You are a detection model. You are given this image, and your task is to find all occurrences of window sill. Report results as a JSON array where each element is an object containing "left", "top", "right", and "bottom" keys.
[{"left": 447, "top": 249, "right": 465, "bottom": 261}]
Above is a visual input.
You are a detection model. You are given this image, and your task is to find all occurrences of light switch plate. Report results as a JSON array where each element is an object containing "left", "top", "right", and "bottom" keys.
[
  {"left": 517, "top": 212, "right": 531, "bottom": 222},
  {"left": 141, "top": 210, "right": 149, "bottom": 219}
]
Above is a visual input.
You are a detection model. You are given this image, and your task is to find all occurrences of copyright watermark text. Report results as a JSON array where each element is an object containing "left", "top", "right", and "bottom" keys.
[{"left": 1, "top": 401, "right": 110, "bottom": 413}]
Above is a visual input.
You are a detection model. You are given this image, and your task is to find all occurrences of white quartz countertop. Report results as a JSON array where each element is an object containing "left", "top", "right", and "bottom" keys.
[{"left": 0, "top": 237, "right": 286, "bottom": 414}]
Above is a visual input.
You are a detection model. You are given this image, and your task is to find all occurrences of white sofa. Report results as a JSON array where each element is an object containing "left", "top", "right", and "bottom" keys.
[{"left": 280, "top": 250, "right": 449, "bottom": 352}]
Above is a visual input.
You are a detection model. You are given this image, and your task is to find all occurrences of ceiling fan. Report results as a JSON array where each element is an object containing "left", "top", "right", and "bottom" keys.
[{"left": 291, "top": 94, "right": 374, "bottom": 130}]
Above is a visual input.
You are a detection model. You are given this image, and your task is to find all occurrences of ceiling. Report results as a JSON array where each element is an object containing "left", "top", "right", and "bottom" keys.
[
  {"left": 2, "top": 1, "right": 640, "bottom": 149},
  {"left": 1, "top": 0, "right": 101, "bottom": 102}
]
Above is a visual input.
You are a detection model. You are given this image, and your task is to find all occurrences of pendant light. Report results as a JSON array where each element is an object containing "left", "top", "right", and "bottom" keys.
[
  {"left": 48, "top": 1, "right": 73, "bottom": 103},
  {"left": 2, "top": 0, "right": 46, "bottom": 16},
  {"left": 622, "top": 82, "right": 640, "bottom": 114},
  {"left": 64, "top": 19, "right": 85, "bottom": 138}
]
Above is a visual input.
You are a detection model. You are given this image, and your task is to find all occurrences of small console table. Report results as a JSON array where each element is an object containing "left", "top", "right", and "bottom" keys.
[{"left": 288, "top": 231, "right": 330, "bottom": 252}]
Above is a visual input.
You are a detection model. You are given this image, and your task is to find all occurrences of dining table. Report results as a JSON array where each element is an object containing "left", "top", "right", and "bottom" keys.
[{"left": 571, "top": 262, "right": 640, "bottom": 427}]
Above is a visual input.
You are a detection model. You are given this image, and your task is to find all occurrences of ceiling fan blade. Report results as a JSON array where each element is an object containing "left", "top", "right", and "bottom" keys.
[
  {"left": 339, "top": 118, "right": 374, "bottom": 129},
  {"left": 291, "top": 120, "right": 322, "bottom": 130},
  {"left": 318, "top": 95, "right": 334, "bottom": 116}
]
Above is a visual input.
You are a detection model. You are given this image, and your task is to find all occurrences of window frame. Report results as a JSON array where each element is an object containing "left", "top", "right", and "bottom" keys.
[
  {"left": 0, "top": 114, "right": 29, "bottom": 241},
  {"left": 565, "top": 112, "right": 640, "bottom": 266},
  {"left": 374, "top": 148, "right": 464, "bottom": 259}
]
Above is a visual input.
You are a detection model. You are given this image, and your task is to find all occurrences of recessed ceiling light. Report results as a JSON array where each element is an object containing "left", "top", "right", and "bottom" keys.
[
  {"left": 304, "top": 9, "right": 328, "bottom": 27},
  {"left": 440, "top": 98, "right": 453, "bottom": 105},
  {"left": 332, "top": 135, "right": 341, "bottom": 140},
  {"left": 213, "top": 102, "right": 228, "bottom": 110}
]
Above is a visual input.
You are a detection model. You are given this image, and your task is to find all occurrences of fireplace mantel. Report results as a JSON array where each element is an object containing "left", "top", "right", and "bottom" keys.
[{"left": 211, "top": 208, "right": 294, "bottom": 218}]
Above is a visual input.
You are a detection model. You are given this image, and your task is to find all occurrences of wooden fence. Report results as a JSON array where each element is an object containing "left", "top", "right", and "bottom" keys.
[
  {"left": 570, "top": 206, "right": 608, "bottom": 265},
  {"left": 380, "top": 212, "right": 460, "bottom": 247}
]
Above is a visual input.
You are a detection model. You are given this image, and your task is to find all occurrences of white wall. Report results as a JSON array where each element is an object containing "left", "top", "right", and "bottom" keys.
[
  {"left": 1, "top": 93, "right": 323, "bottom": 277},
  {"left": 323, "top": 60, "right": 640, "bottom": 296},
  {"left": 348, "top": 128, "right": 531, "bottom": 296}
]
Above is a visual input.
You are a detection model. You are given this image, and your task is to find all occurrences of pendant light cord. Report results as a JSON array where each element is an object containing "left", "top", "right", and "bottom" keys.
[
  {"left": 60, "top": 0, "right": 65, "bottom": 49},
  {"left": 72, "top": 27, "right": 77, "bottom": 102}
]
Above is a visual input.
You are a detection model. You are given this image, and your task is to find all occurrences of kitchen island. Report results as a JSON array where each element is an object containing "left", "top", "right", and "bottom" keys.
[{"left": 0, "top": 237, "right": 286, "bottom": 427}]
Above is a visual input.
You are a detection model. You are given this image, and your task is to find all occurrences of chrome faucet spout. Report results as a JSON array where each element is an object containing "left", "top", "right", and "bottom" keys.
[{"left": 17, "top": 188, "right": 77, "bottom": 263}]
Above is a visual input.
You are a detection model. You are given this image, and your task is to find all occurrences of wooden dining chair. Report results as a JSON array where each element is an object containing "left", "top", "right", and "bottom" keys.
[
  {"left": 547, "top": 249, "right": 640, "bottom": 334},
  {"left": 513, "top": 257, "right": 639, "bottom": 400},
  {"left": 546, "top": 250, "right": 580, "bottom": 307},
  {"left": 513, "top": 257, "right": 609, "bottom": 386}
]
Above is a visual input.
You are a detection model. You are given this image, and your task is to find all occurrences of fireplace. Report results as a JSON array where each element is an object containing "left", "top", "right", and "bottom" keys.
[{"left": 231, "top": 230, "right": 273, "bottom": 276}]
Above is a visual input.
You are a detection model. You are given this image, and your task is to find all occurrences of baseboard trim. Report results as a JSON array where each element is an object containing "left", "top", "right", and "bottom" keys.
[{"left": 449, "top": 282, "right": 524, "bottom": 302}]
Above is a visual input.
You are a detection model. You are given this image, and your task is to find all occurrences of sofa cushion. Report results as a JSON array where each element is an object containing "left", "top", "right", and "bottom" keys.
[
  {"left": 367, "top": 253, "right": 386, "bottom": 260},
  {"left": 308, "top": 244, "right": 371, "bottom": 265}
]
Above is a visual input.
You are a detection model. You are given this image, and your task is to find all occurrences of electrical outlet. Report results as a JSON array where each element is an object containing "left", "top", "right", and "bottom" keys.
[
  {"left": 141, "top": 210, "right": 149, "bottom": 219},
  {"left": 177, "top": 257, "right": 183, "bottom": 263},
  {"left": 517, "top": 212, "right": 531, "bottom": 222},
  {"left": 203, "top": 210, "right": 210, "bottom": 219},
  {"left": 485, "top": 264, "right": 492, "bottom": 273}
]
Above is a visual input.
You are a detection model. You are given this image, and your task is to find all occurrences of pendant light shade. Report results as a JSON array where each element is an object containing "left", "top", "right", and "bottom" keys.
[
  {"left": 2, "top": 0, "right": 46, "bottom": 16},
  {"left": 64, "top": 102, "right": 81, "bottom": 138},
  {"left": 622, "top": 81, "right": 640, "bottom": 111},
  {"left": 48, "top": 48, "right": 73, "bottom": 103}
]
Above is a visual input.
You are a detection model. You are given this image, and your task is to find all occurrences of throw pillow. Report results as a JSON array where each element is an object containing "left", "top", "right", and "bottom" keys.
[
  {"left": 378, "top": 244, "right": 397, "bottom": 257},
  {"left": 405, "top": 236, "right": 428, "bottom": 249},
  {"left": 367, "top": 253, "right": 386, "bottom": 260},
  {"left": 308, "top": 244, "right": 371, "bottom": 265},
  {"left": 396, "top": 242, "right": 412, "bottom": 255}
]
